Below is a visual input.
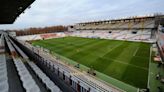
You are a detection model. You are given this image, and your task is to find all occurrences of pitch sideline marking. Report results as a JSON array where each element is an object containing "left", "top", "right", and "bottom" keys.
[{"left": 147, "top": 46, "right": 152, "bottom": 89}]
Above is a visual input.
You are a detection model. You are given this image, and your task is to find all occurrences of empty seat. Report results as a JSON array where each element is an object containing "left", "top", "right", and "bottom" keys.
[
  {"left": 46, "top": 81, "right": 60, "bottom": 92},
  {"left": 23, "top": 79, "right": 36, "bottom": 89},
  {"left": 26, "top": 85, "right": 40, "bottom": 92},
  {"left": 0, "top": 76, "right": 7, "bottom": 83},
  {"left": 27, "top": 61, "right": 61, "bottom": 92},
  {"left": 0, "top": 55, "right": 9, "bottom": 92},
  {"left": 13, "top": 58, "right": 41, "bottom": 92},
  {"left": 0, "top": 81, "right": 9, "bottom": 92}
]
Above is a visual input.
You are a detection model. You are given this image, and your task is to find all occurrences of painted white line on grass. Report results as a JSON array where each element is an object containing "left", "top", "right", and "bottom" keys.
[
  {"left": 147, "top": 46, "right": 152, "bottom": 89},
  {"left": 99, "top": 42, "right": 124, "bottom": 58},
  {"left": 133, "top": 47, "right": 139, "bottom": 56},
  {"left": 99, "top": 43, "right": 148, "bottom": 70},
  {"left": 108, "top": 58, "right": 148, "bottom": 70}
]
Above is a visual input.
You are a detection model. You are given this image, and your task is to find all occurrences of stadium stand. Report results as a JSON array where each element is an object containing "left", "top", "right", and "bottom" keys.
[
  {"left": 69, "top": 29, "right": 153, "bottom": 42},
  {"left": 68, "top": 16, "right": 158, "bottom": 42},
  {"left": 27, "top": 61, "right": 61, "bottom": 92},
  {"left": 13, "top": 58, "right": 41, "bottom": 92},
  {"left": 11, "top": 15, "right": 161, "bottom": 43},
  {"left": 67, "top": 15, "right": 159, "bottom": 42},
  {"left": 0, "top": 34, "right": 9, "bottom": 92},
  {"left": 1, "top": 33, "right": 63, "bottom": 92},
  {"left": 16, "top": 33, "right": 66, "bottom": 41},
  {"left": 8, "top": 37, "right": 29, "bottom": 60},
  {"left": 5, "top": 35, "right": 41, "bottom": 92}
]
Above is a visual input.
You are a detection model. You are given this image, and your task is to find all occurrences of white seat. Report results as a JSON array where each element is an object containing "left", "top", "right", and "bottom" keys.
[
  {"left": 41, "top": 76, "right": 51, "bottom": 83},
  {"left": 0, "top": 63, "right": 6, "bottom": 67},
  {"left": 0, "top": 65, "right": 6, "bottom": 70},
  {"left": 50, "top": 86, "right": 61, "bottom": 92},
  {"left": 0, "top": 69, "right": 7, "bottom": 76},
  {"left": 20, "top": 74, "right": 33, "bottom": 82},
  {"left": 23, "top": 79, "right": 36, "bottom": 88},
  {"left": 13, "top": 58, "right": 40, "bottom": 92},
  {"left": 28, "top": 61, "right": 61, "bottom": 91},
  {"left": 45, "top": 79, "right": 61, "bottom": 92},
  {"left": 0, "top": 61, "right": 5, "bottom": 64},
  {"left": 19, "top": 69, "right": 29, "bottom": 76},
  {"left": 0, "top": 82, "right": 9, "bottom": 92},
  {"left": 26, "top": 85, "right": 40, "bottom": 92},
  {"left": 0, "top": 76, "right": 7, "bottom": 83}
]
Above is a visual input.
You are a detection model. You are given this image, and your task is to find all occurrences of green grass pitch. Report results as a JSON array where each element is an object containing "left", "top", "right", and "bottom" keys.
[{"left": 32, "top": 37, "right": 150, "bottom": 88}]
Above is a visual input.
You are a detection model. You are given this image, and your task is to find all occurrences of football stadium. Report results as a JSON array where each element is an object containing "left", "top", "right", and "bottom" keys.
[
  {"left": 32, "top": 36, "right": 150, "bottom": 88},
  {"left": 0, "top": 0, "right": 164, "bottom": 92}
]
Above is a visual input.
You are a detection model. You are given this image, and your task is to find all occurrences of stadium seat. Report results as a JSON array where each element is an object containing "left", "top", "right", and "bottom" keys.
[
  {"left": 0, "top": 54, "right": 9, "bottom": 92},
  {"left": 0, "top": 81, "right": 9, "bottom": 92},
  {"left": 27, "top": 61, "right": 61, "bottom": 92},
  {"left": 13, "top": 58, "right": 41, "bottom": 92}
]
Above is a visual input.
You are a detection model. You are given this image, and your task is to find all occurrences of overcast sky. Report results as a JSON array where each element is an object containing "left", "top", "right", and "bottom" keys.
[{"left": 0, "top": 0, "right": 164, "bottom": 30}]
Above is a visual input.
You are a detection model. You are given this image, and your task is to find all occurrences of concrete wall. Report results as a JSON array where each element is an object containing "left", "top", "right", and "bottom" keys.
[{"left": 16, "top": 32, "right": 66, "bottom": 41}]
